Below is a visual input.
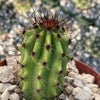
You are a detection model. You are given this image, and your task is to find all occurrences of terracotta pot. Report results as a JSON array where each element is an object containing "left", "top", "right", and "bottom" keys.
[{"left": 0, "top": 55, "right": 100, "bottom": 86}]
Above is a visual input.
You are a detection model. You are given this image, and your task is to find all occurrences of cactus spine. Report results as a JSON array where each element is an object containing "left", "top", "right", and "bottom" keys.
[{"left": 18, "top": 12, "right": 72, "bottom": 100}]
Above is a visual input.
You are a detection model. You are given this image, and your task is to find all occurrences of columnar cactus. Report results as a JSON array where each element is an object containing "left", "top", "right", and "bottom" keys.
[{"left": 18, "top": 11, "right": 72, "bottom": 100}]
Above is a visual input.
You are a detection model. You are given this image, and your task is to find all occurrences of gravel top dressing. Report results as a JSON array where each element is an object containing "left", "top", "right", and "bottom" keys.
[{"left": 0, "top": 56, "right": 100, "bottom": 100}]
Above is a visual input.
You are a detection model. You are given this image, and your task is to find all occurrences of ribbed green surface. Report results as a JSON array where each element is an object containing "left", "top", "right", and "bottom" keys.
[{"left": 18, "top": 26, "right": 71, "bottom": 100}]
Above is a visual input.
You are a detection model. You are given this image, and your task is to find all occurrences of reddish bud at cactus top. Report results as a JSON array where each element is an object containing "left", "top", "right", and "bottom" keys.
[{"left": 30, "top": 10, "right": 73, "bottom": 31}]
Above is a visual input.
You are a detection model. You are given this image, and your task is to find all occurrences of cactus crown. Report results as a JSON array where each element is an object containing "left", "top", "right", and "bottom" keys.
[{"left": 18, "top": 10, "right": 72, "bottom": 100}]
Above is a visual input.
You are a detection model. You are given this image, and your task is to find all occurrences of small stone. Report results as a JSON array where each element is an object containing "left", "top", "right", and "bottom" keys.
[
  {"left": 97, "top": 0, "right": 100, "bottom": 4},
  {"left": 83, "top": 10, "right": 88, "bottom": 15},
  {"left": 68, "top": 71, "right": 78, "bottom": 78},
  {"left": 91, "top": 88, "right": 99, "bottom": 93},
  {"left": 77, "top": 75, "right": 82, "bottom": 80},
  {"left": 75, "top": 90, "right": 92, "bottom": 100},
  {"left": 60, "top": 0, "right": 67, "bottom": 6},
  {"left": 59, "top": 93, "right": 66, "bottom": 99},
  {"left": 0, "top": 66, "right": 15, "bottom": 83},
  {"left": 94, "top": 94, "right": 100, "bottom": 100},
  {"left": 8, "top": 51, "right": 15, "bottom": 55},
  {"left": 81, "top": 73, "right": 95, "bottom": 84},
  {"left": 14, "top": 88, "right": 21, "bottom": 93},
  {"left": 9, "top": 0, "right": 14, "bottom": 3},
  {"left": 0, "top": 83, "right": 17, "bottom": 93},
  {"left": 10, "top": 93, "right": 20, "bottom": 100},
  {"left": 0, "top": 83, "right": 5, "bottom": 93},
  {"left": 65, "top": 96, "right": 69, "bottom": 100},
  {"left": 85, "top": 84, "right": 98, "bottom": 89},
  {"left": 64, "top": 76, "right": 74, "bottom": 83},
  {"left": 73, "top": 79, "right": 84, "bottom": 88},
  {"left": 22, "top": 98, "right": 26, "bottom": 100},
  {"left": 0, "top": 46, "right": 3, "bottom": 52},
  {"left": 76, "top": 51, "right": 82, "bottom": 56},
  {"left": 97, "top": 88, "right": 100, "bottom": 94},
  {"left": 66, "top": 83, "right": 72, "bottom": 87},
  {"left": 0, "top": 89, "right": 10, "bottom": 100},
  {"left": 35, "top": 0, "right": 42, "bottom": 6},
  {"left": 7, "top": 84, "right": 17, "bottom": 91},
  {"left": 83, "top": 87, "right": 93, "bottom": 94},
  {"left": 68, "top": 95, "right": 74, "bottom": 100},
  {"left": 91, "top": 95, "right": 95, "bottom": 100},
  {"left": 6, "top": 56, "right": 21, "bottom": 66},
  {"left": 65, "top": 85, "right": 73, "bottom": 94},
  {"left": 72, "top": 87, "right": 82, "bottom": 96},
  {"left": 67, "top": 60, "right": 79, "bottom": 74},
  {"left": 84, "top": 53, "right": 90, "bottom": 58}
]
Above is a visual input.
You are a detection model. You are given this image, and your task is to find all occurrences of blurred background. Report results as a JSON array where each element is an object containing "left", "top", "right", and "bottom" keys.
[{"left": 0, "top": 0, "right": 100, "bottom": 72}]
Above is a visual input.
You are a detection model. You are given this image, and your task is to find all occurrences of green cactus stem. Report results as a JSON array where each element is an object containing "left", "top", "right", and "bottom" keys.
[{"left": 18, "top": 11, "right": 72, "bottom": 100}]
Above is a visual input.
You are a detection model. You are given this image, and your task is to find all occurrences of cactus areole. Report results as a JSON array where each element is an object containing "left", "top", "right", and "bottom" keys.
[{"left": 18, "top": 11, "right": 72, "bottom": 100}]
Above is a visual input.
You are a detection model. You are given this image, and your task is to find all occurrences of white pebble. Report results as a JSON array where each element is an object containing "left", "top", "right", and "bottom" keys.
[
  {"left": 75, "top": 90, "right": 92, "bottom": 100},
  {"left": 0, "top": 83, "right": 17, "bottom": 93},
  {"left": 85, "top": 84, "right": 98, "bottom": 89},
  {"left": 64, "top": 76, "right": 74, "bottom": 83},
  {"left": 94, "top": 94, "right": 100, "bottom": 100},
  {"left": 81, "top": 73, "right": 95, "bottom": 84},
  {"left": 68, "top": 71, "right": 78, "bottom": 78},
  {"left": 72, "top": 87, "right": 82, "bottom": 96},
  {"left": 10, "top": 93, "right": 20, "bottom": 100},
  {"left": 0, "top": 66, "right": 14, "bottom": 83},
  {"left": 59, "top": 93, "right": 66, "bottom": 99},
  {"left": 0, "top": 89, "right": 10, "bottom": 100},
  {"left": 73, "top": 79, "right": 84, "bottom": 88},
  {"left": 65, "top": 85, "right": 73, "bottom": 94}
]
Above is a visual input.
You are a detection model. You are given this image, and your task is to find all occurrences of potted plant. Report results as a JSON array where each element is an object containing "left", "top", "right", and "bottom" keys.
[{"left": 0, "top": 10, "right": 100, "bottom": 100}]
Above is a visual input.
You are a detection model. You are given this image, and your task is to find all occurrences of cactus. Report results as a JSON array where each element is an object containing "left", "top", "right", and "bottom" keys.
[
  {"left": 72, "top": 0, "right": 92, "bottom": 10},
  {"left": 18, "top": 11, "right": 72, "bottom": 100},
  {"left": 14, "top": 0, "right": 32, "bottom": 12}
]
